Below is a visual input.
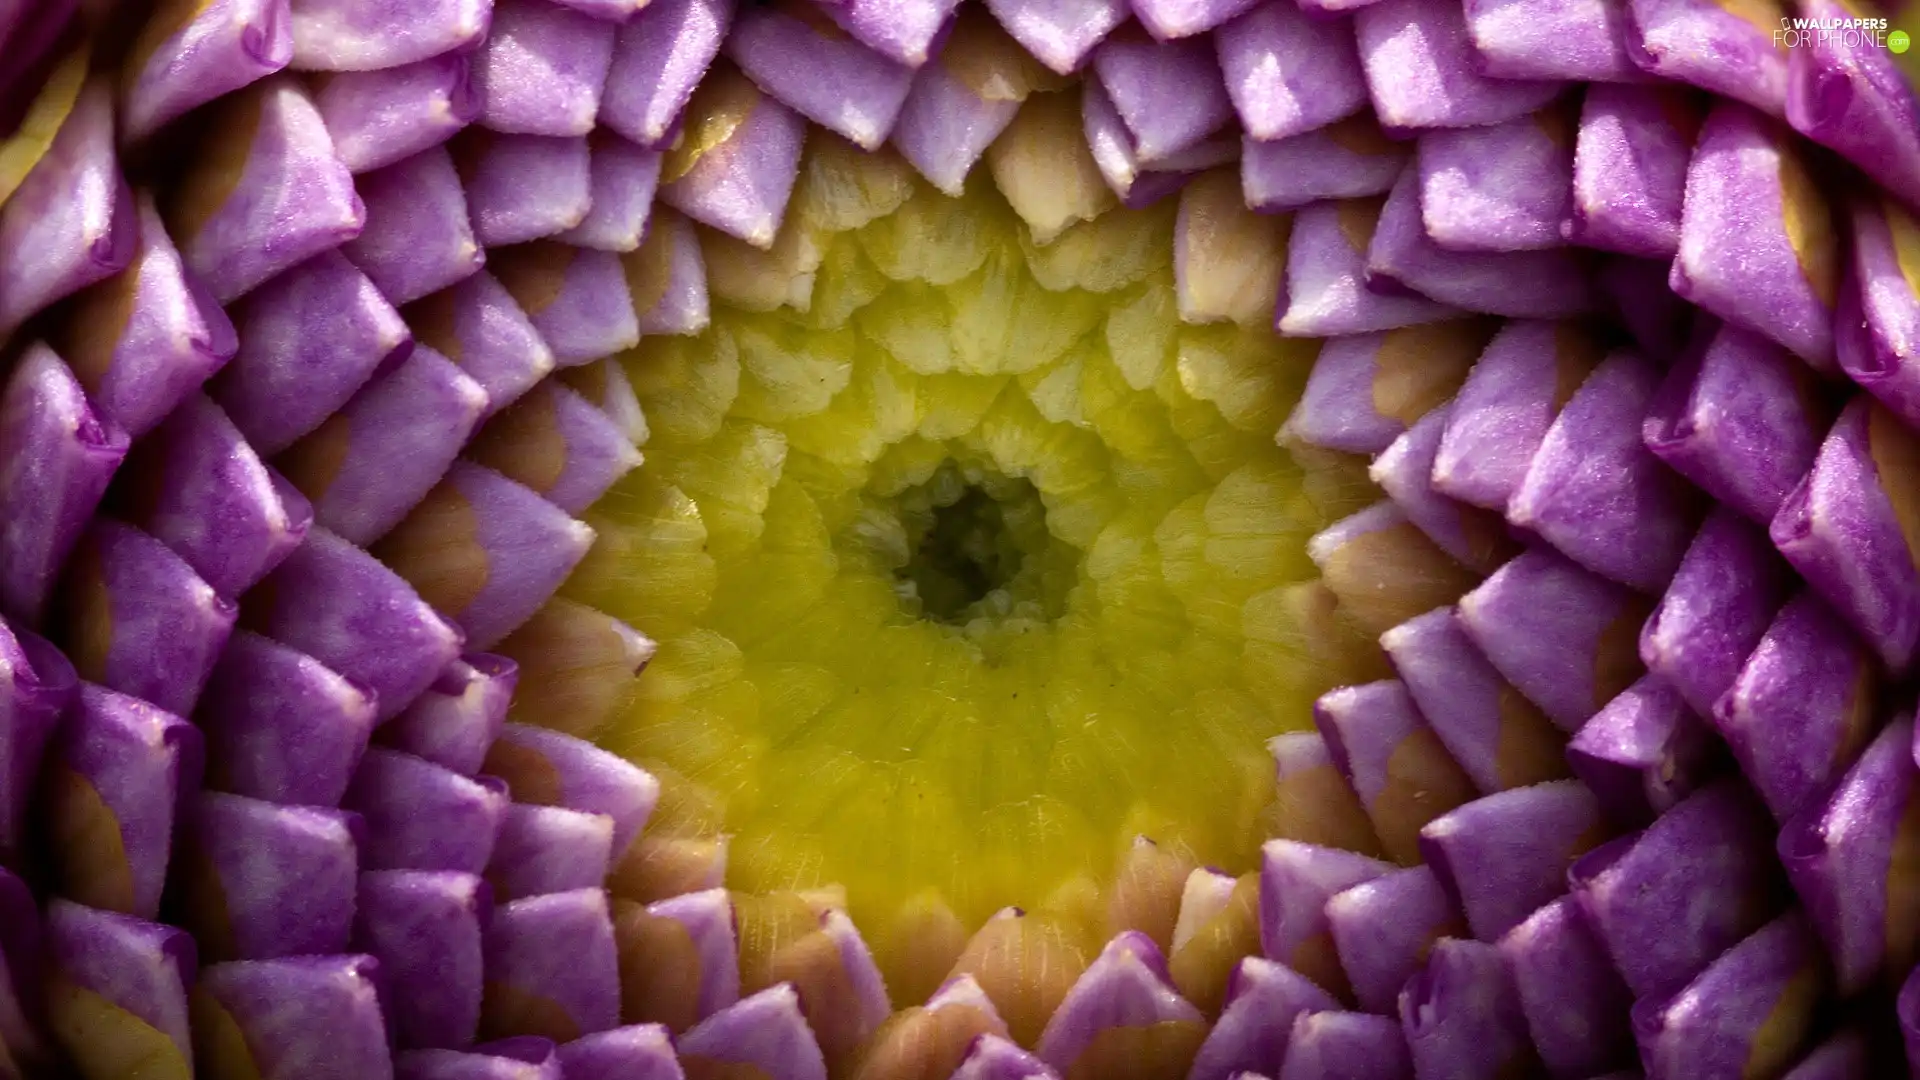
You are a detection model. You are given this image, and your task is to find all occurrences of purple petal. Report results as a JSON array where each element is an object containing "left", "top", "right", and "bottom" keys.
[
  {"left": 983, "top": 0, "right": 1129, "bottom": 74},
  {"left": 1266, "top": 732, "right": 1386, "bottom": 857},
  {"left": 379, "top": 654, "right": 517, "bottom": 777},
  {"left": 889, "top": 8, "right": 1032, "bottom": 196},
  {"left": 1418, "top": 780, "right": 1608, "bottom": 941},
  {"left": 0, "top": 345, "right": 130, "bottom": 626},
  {"left": 1312, "top": 679, "right": 1479, "bottom": 865},
  {"left": 56, "top": 519, "right": 235, "bottom": 717},
  {"left": 1673, "top": 100, "right": 1838, "bottom": 370},
  {"left": 1380, "top": 606, "right": 1568, "bottom": 796},
  {"left": 406, "top": 270, "right": 560, "bottom": 418},
  {"left": 177, "top": 792, "right": 359, "bottom": 962},
  {"left": 466, "top": 381, "right": 642, "bottom": 517},
  {"left": 1510, "top": 347, "right": 1704, "bottom": 594},
  {"left": 119, "top": 394, "right": 309, "bottom": 599},
  {"left": 455, "top": 131, "right": 593, "bottom": 246},
  {"left": 196, "top": 630, "right": 378, "bottom": 808},
  {"left": 312, "top": 53, "right": 480, "bottom": 175},
  {"left": 1568, "top": 674, "right": 1719, "bottom": 829},
  {"left": 1456, "top": 546, "right": 1652, "bottom": 733},
  {"left": 1324, "top": 865, "right": 1464, "bottom": 1014},
  {"left": 343, "top": 146, "right": 485, "bottom": 306},
  {"left": 1275, "top": 1011, "right": 1411, "bottom": 1080},
  {"left": 472, "top": 0, "right": 616, "bottom": 136},
  {"left": 44, "top": 901, "right": 196, "bottom": 1080},
  {"left": 485, "top": 804, "right": 613, "bottom": 900},
  {"left": 1416, "top": 106, "right": 1576, "bottom": 252},
  {"left": 1496, "top": 895, "right": 1633, "bottom": 1078},
  {"left": 245, "top": 526, "right": 465, "bottom": 721},
  {"left": 1278, "top": 199, "right": 1462, "bottom": 337},
  {"left": 483, "top": 723, "right": 659, "bottom": 859},
  {"left": 491, "top": 242, "right": 639, "bottom": 365},
  {"left": 190, "top": 955, "right": 393, "bottom": 1080},
  {"left": 481, "top": 888, "right": 621, "bottom": 1043},
  {"left": 165, "top": 77, "right": 364, "bottom": 305},
  {"left": 1284, "top": 322, "right": 1490, "bottom": 455},
  {"left": 1771, "top": 396, "right": 1920, "bottom": 671},
  {"left": 676, "top": 983, "right": 827, "bottom": 1080},
  {"left": 1366, "top": 165, "right": 1595, "bottom": 317},
  {"left": 121, "top": 0, "right": 293, "bottom": 143},
  {"left": 1398, "top": 937, "right": 1542, "bottom": 1080},
  {"left": 554, "top": 1025, "right": 682, "bottom": 1080},
  {"left": 622, "top": 208, "right": 712, "bottom": 336},
  {"left": 1258, "top": 838, "right": 1395, "bottom": 996},
  {"left": 1638, "top": 507, "right": 1794, "bottom": 718},
  {"left": 1713, "top": 589, "right": 1881, "bottom": 824},
  {"left": 215, "top": 249, "right": 412, "bottom": 457},
  {"left": 354, "top": 869, "right": 491, "bottom": 1051},
  {"left": 1625, "top": 0, "right": 1788, "bottom": 114},
  {"left": 1777, "top": 712, "right": 1920, "bottom": 995},
  {"left": 1430, "top": 319, "right": 1604, "bottom": 512},
  {"left": 657, "top": 65, "right": 808, "bottom": 249},
  {"left": 1570, "top": 779, "right": 1788, "bottom": 999},
  {"left": 371, "top": 462, "right": 594, "bottom": 651},
  {"left": 1035, "top": 931, "right": 1205, "bottom": 1075},
  {"left": 1355, "top": 0, "right": 1566, "bottom": 129},
  {"left": 45, "top": 685, "right": 197, "bottom": 920},
  {"left": 1632, "top": 911, "right": 1828, "bottom": 1078},
  {"left": 1216, "top": 1, "right": 1366, "bottom": 142},
  {"left": 287, "top": 0, "right": 491, "bottom": 71},
  {"left": 727, "top": 2, "right": 915, "bottom": 151},
  {"left": 491, "top": 599, "right": 651, "bottom": 741},
  {"left": 1189, "top": 957, "right": 1340, "bottom": 1080},
  {"left": 275, "top": 343, "right": 490, "bottom": 547},
  {"left": 599, "top": 0, "right": 733, "bottom": 148},
  {"left": 396, "top": 1040, "right": 561, "bottom": 1080},
  {"left": 1242, "top": 115, "right": 1409, "bottom": 213},
  {"left": 1566, "top": 83, "right": 1701, "bottom": 258},
  {"left": 0, "top": 78, "right": 133, "bottom": 339},
  {"left": 1643, "top": 321, "right": 1830, "bottom": 529},
  {"left": 56, "top": 192, "right": 237, "bottom": 439},
  {"left": 555, "top": 131, "right": 661, "bottom": 252},
  {"left": 613, "top": 887, "right": 739, "bottom": 1032},
  {"left": 1837, "top": 195, "right": 1920, "bottom": 428},
  {"left": 1788, "top": 1, "right": 1920, "bottom": 223},
  {"left": 343, "top": 747, "right": 509, "bottom": 873},
  {"left": 1091, "top": 25, "right": 1233, "bottom": 162},
  {"left": 0, "top": 624, "right": 75, "bottom": 860},
  {"left": 1464, "top": 0, "right": 1643, "bottom": 81}
]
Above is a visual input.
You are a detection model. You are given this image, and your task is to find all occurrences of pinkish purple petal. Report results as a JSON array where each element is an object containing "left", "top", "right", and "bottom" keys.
[
  {"left": 45, "top": 685, "right": 198, "bottom": 921},
  {"left": 177, "top": 792, "right": 359, "bottom": 962},
  {"left": 312, "top": 54, "right": 481, "bottom": 175},
  {"left": 56, "top": 519, "right": 236, "bottom": 717},
  {"left": 55, "top": 192, "right": 238, "bottom": 439},
  {"left": 379, "top": 654, "right": 517, "bottom": 777},
  {"left": 245, "top": 526, "right": 465, "bottom": 721},
  {"left": 196, "top": 630, "right": 378, "bottom": 808},
  {"left": 216, "top": 249, "right": 412, "bottom": 457},
  {"left": 275, "top": 344, "right": 490, "bottom": 547},
  {"left": 354, "top": 869, "right": 491, "bottom": 1051},
  {"left": 344, "top": 747, "right": 509, "bottom": 873},
  {"left": 190, "top": 955, "right": 393, "bottom": 1080}
]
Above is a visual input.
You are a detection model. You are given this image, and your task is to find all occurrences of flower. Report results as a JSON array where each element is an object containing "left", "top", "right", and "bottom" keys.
[{"left": 3, "top": 0, "right": 1920, "bottom": 1076}]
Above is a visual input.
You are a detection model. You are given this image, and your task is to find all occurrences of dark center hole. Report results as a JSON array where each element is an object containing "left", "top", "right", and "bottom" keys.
[{"left": 901, "top": 482, "right": 1032, "bottom": 624}]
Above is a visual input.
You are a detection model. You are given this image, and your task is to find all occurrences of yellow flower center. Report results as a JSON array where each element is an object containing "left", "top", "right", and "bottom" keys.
[{"left": 566, "top": 128, "right": 1327, "bottom": 974}]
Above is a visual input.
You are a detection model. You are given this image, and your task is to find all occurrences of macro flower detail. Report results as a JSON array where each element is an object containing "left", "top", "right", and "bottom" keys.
[{"left": 10, "top": 0, "right": 1920, "bottom": 1076}]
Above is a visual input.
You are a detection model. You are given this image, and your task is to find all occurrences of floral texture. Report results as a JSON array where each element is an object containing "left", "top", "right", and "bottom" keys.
[{"left": 5, "top": 0, "right": 1920, "bottom": 1077}]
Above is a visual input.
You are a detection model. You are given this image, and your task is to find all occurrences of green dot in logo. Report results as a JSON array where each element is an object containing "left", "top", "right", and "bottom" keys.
[{"left": 1893, "top": 28, "right": 1912, "bottom": 52}]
